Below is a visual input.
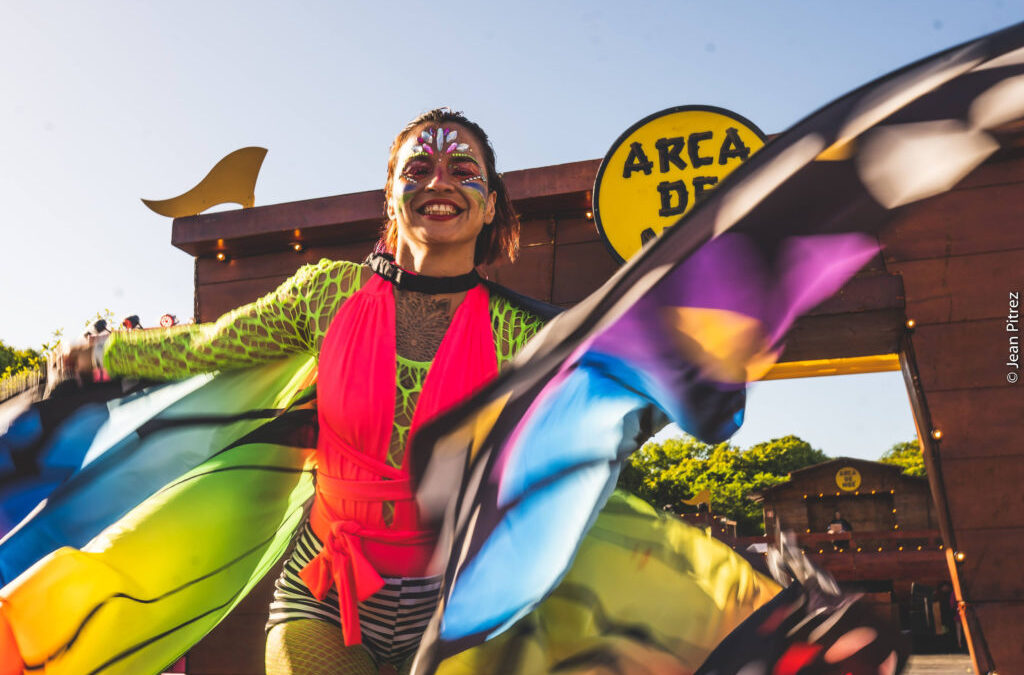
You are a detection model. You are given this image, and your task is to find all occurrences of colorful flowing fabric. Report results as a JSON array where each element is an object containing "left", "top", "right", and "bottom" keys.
[
  {"left": 1, "top": 21, "right": 1023, "bottom": 675},
  {"left": 0, "top": 273, "right": 546, "bottom": 673},
  {"left": 437, "top": 491, "right": 781, "bottom": 674},
  {"left": 0, "top": 354, "right": 319, "bottom": 674},
  {"left": 406, "top": 22, "right": 1024, "bottom": 674}
]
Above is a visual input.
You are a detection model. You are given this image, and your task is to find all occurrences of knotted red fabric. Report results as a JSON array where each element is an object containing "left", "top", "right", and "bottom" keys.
[{"left": 300, "top": 273, "right": 497, "bottom": 646}]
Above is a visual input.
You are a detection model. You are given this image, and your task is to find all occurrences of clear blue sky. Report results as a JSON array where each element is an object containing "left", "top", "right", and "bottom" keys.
[{"left": 2, "top": 2, "right": 1018, "bottom": 458}]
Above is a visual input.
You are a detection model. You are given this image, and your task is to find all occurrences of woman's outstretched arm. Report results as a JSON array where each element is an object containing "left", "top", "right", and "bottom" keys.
[{"left": 102, "top": 259, "right": 363, "bottom": 381}]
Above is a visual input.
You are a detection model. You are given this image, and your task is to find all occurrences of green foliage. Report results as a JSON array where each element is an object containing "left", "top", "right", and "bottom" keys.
[
  {"left": 0, "top": 340, "right": 42, "bottom": 381},
  {"left": 0, "top": 325, "right": 67, "bottom": 398},
  {"left": 879, "top": 439, "right": 926, "bottom": 477},
  {"left": 618, "top": 434, "right": 828, "bottom": 536}
]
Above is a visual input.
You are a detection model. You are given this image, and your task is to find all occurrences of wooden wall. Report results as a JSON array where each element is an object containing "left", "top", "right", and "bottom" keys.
[
  {"left": 881, "top": 152, "right": 1024, "bottom": 673},
  {"left": 760, "top": 459, "right": 936, "bottom": 534}
]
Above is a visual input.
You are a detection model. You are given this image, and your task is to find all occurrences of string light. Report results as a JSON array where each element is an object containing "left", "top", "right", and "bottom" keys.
[
  {"left": 905, "top": 318, "right": 916, "bottom": 329},
  {"left": 931, "top": 429, "right": 943, "bottom": 440},
  {"left": 955, "top": 551, "right": 966, "bottom": 562},
  {"left": 215, "top": 252, "right": 228, "bottom": 262},
  {"left": 585, "top": 210, "right": 594, "bottom": 220}
]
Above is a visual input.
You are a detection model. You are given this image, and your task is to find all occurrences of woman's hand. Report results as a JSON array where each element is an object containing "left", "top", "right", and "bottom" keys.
[{"left": 49, "top": 336, "right": 103, "bottom": 384}]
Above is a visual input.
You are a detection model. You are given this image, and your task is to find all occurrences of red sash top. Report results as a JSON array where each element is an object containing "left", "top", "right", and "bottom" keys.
[{"left": 299, "top": 274, "right": 498, "bottom": 646}]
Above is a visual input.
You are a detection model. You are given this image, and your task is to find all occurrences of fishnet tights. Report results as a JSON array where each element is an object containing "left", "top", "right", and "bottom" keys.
[{"left": 266, "top": 620, "right": 412, "bottom": 675}]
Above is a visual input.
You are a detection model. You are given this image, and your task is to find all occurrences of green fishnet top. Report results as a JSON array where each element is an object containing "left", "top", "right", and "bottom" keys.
[{"left": 104, "top": 257, "right": 544, "bottom": 475}]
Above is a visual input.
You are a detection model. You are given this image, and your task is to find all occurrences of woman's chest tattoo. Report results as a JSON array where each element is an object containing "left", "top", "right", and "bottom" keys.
[{"left": 394, "top": 291, "right": 453, "bottom": 361}]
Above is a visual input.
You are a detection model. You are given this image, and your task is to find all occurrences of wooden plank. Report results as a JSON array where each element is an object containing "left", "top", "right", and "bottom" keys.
[
  {"left": 187, "top": 614, "right": 265, "bottom": 674},
  {"left": 172, "top": 190, "right": 386, "bottom": 256},
  {"left": 518, "top": 218, "right": 555, "bottom": 247},
  {"left": 484, "top": 243, "right": 554, "bottom": 302},
  {"left": 968, "top": 601, "right": 1024, "bottom": 673},
  {"left": 881, "top": 182, "right": 1024, "bottom": 263},
  {"left": 187, "top": 569, "right": 279, "bottom": 674},
  {"left": 806, "top": 272, "right": 904, "bottom": 317},
  {"left": 908, "top": 320, "right": 1019, "bottom": 391},
  {"left": 197, "top": 243, "right": 374, "bottom": 286},
  {"left": 925, "top": 388, "right": 1024, "bottom": 458},
  {"left": 888, "top": 248, "right": 1024, "bottom": 325},
  {"left": 951, "top": 529, "right": 1024, "bottom": 603},
  {"left": 779, "top": 309, "right": 905, "bottom": 362},
  {"left": 502, "top": 159, "right": 600, "bottom": 200},
  {"left": 550, "top": 240, "right": 621, "bottom": 306},
  {"left": 941, "top": 457, "right": 1024, "bottom": 531},
  {"left": 196, "top": 277, "right": 288, "bottom": 322},
  {"left": 555, "top": 216, "right": 601, "bottom": 246},
  {"left": 955, "top": 151, "right": 1024, "bottom": 191}
]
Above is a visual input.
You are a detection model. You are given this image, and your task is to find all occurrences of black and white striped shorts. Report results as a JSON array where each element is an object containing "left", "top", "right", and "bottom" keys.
[{"left": 266, "top": 521, "right": 442, "bottom": 666}]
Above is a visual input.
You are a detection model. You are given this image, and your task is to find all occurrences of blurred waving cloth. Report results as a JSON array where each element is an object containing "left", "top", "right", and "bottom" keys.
[
  {"left": 0, "top": 356, "right": 321, "bottom": 674},
  {"left": 0, "top": 21, "right": 1021, "bottom": 675},
  {"left": 406, "top": 22, "right": 1024, "bottom": 675}
]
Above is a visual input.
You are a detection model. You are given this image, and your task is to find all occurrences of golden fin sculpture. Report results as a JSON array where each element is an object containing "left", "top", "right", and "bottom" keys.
[
  {"left": 141, "top": 147, "right": 268, "bottom": 218},
  {"left": 682, "top": 489, "right": 711, "bottom": 507}
]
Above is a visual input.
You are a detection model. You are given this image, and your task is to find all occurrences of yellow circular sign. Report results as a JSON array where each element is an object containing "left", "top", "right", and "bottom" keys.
[
  {"left": 593, "top": 106, "right": 765, "bottom": 263},
  {"left": 835, "top": 467, "right": 862, "bottom": 492}
]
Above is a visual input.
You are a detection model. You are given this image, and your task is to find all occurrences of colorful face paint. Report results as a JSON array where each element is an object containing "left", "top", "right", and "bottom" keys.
[
  {"left": 461, "top": 180, "right": 488, "bottom": 209},
  {"left": 398, "top": 182, "right": 418, "bottom": 214},
  {"left": 397, "top": 125, "right": 491, "bottom": 218},
  {"left": 411, "top": 127, "right": 471, "bottom": 156}
]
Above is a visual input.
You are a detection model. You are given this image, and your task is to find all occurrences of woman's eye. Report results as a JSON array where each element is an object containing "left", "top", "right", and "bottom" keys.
[
  {"left": 450, "top": 162, "right": 478, "bottom": 178},
  {"left": 402, "top": 162, "right": 431, "bottom": 180}
]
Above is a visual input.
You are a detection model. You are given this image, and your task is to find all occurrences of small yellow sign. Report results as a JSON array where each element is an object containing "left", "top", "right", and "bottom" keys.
[
  {"left": 593, "top": 106, "right": 765, "bottom": 263},
  {"left": 836, "top": 467, "right": 862, "bottom": 492}
]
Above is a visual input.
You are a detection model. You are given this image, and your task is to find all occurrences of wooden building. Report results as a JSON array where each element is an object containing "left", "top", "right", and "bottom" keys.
[
  {"left": 170, "top": 125, "right": 1023, "bottom": 673},
  {"left": 747, "top": 458, "right": 948, "bottom": 642},
  {"left": 753, "top": 457, "right": 938, "bottom": 535}
]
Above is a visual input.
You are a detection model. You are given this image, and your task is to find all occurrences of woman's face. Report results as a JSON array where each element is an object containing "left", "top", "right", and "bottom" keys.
[{"left": 388, "top": 122, "right": 497, "bottom": 257}]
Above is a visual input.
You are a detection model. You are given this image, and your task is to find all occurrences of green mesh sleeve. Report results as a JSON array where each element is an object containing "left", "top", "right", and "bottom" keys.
[
  {"left": 490, "top": 294, "right": 546, "bottom": 371},
  {"left": 103, "top": 259, "right": 363, "bottom": 381}
]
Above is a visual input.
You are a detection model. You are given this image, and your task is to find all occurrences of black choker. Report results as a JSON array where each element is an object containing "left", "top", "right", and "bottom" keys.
[{"left": 366, "top": 253, "right": 481, "bottom": 294}]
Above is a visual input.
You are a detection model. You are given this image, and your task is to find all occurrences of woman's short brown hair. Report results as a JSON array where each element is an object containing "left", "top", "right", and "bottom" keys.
[{"left": 379, "top": 108, "right": 519, "bottom": 266}]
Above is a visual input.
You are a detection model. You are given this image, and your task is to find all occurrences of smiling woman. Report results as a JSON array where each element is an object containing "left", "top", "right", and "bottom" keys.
[
  {"left": 380, "top": 109, "right": 520, "bottom": 275},
  {"left": 10, "top": 109, "right": 548, "bottom": 675}
]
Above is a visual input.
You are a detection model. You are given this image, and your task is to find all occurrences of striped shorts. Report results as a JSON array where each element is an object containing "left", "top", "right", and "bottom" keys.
[{"left": 266, "top": 521, "right": 442, "bottom": 666}]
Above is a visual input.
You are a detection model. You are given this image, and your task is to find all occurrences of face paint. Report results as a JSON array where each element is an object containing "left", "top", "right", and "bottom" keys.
[
  {"left": 398, "top": 182, "right": 418, "bottom": 215},
  {"left": 412, "top": 127, "right": 471, "bottom": 156},
  {"left": 397, "top": 125, "right": 491, "bottom": 219}
]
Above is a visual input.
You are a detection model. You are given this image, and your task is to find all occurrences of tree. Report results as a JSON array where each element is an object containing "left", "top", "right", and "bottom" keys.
[
  {"left": 879, "top": 439, "right": 925, "bottom": 477},
  {"left": 0, "top": 340, "right": 42, "bottom": 380},
  {"left": 618, "top": 434, "right": 828, "bottom": 535}
]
